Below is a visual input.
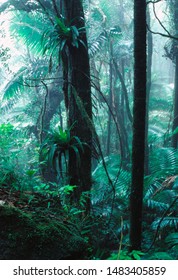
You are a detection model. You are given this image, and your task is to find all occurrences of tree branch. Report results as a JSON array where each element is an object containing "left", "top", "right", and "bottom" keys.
[
  {"left": 147, "top": 0, "right": 162, "bottom": 5},
  {"left": 152, "top": 2, "right": 173, "bottom": 38},
  {"left": 147, "top": 24, "right": 178, "bottom": 40}
]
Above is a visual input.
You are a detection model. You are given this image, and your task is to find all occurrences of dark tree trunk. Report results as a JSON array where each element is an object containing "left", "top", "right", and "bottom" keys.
[
  {"left": 145, "top": 7, "right": 153, "bottom": 175},
  {"left": 172, "top": 0, "right": 178, "bottom": 149},
  {"left": 172, "top": 55, "right": 178, "bottom": 148},
  {"left": 63, "top": 0, "right": 92, "bottom": 210},
  {"left": 129, "top": 0, "right": 147, "bottom": 250}
]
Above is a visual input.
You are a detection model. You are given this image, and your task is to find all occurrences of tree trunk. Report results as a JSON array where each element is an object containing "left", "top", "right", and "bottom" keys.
[
  {"left": 172, "top": 54, "right": 178, "bottom": 148},
  {"left": 106, "top": 42, "right": 114, "bottom": 156},
  {"left": 129, "top": 0, "right": 147, "bottom": 251},
  {"left": 145, "top": 7, "right": 153, "bottom": 175},
  {"left": 172, "top": 0, "right": 178, "bottom": 149},
  {"left": 63, "top": 0, "right": 92, "bottom": 210}
]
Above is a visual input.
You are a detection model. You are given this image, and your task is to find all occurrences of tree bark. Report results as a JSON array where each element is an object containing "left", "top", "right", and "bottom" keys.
[
  {"left": 129, "top": 0, "right": 147, "bottom": 250},
  {"left": 63, "top": 0, "right": 92, "bottom": 210},
  {"left": 172, "top": 0, "right": 178, "bottom": 149},
  {"left": 145, "top": 7, "right": 153, "bottom": 175},
  {"left": 172, "top": 55, "right": 178, "bottom": 148}
]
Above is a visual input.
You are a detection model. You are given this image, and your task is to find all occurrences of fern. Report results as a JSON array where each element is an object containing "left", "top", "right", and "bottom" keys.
[
  {"left": 89, "top": 31, "right": 107, "bottom": 57},
  {"left": 152, "top": 217, "right": 178, "bottom": 230},
  {"left": 92, "top": 154, "right": 130, "bottom": 203},
  {"left": 146, "top": 199, "right": 169, "bottom": 212},
  {"left": 165, "top": 233, "right": 178, "bottom": 248},
  {"left": 148, "top": 147, "right": 178, "bottom": 182}
]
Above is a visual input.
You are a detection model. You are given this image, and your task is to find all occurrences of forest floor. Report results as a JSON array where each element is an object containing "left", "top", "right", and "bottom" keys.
[
  {"left": 0, "top": 187, "right": 91, "bottom": 260},
  {"left": 0, "top": 187, "right": 62, "bottom": 216}
]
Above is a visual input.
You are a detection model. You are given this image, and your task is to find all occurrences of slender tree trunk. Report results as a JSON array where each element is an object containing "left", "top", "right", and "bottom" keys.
[
  {"left": 129, "top": 0, "right": 147, "bottom": 250},
  {"left": 63, "top": 0, "right": 92, "bottom": 210},
  {"left": 172, "top": 54, "right": 178, "bottom": 148},
  {"left": 145, "top": 7, "right": 153, "bottom": 175},
  {"left": 113, "top": 60, "right": 133, "bottom": 124},
  {"left": 172, "top": 0, "right": 178, "bottom": 148},
  {"left": 106, "top": 42, "right": 114, "bottom": 156}
]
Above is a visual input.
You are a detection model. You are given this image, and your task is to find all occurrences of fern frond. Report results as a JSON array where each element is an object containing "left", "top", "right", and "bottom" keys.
[
  {"left": 89, "top": 31, "right": 107, "bottom": 57},
  {"left": 152, "top": 217, "right": 178, "bottom": 230},
  {"left": 165, "top": 233, "right": 178, "bottom": 247},
  {"left": 149, "top": 147, "right": 178, "bottom": 180},
  {"left": 146, "top": 199, "right": 169, "bottom": 212},
  {"left": 2, "top": 66, "right": 28, "bottom": 101}
]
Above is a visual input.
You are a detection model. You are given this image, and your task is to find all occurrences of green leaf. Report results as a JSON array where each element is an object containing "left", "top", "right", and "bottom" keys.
[
  {"left": 60, "top": 39, "right": 67, "bottom": 52},
  {"left": 71, "top": 25, "right": 79, "bottom": 37},
  {"left": 70, "top": 145, "right": 81, "bottom": 166},
  {"left": 173, "top": 126, "right": 178, "bottom": 135},
  {"left": 55, "top": 17, "right": 70, "bottom": 35}
]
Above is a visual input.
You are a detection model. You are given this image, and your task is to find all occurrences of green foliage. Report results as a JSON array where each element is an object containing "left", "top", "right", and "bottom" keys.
[
  {"left": 10, "top": 11, "right": 48, "bottom": 55},
  {"left": 92, "top": 154, "right": 130, "bottom": 213},
  {"left": 0, "top": 123, "right": 21, "bottom": 187},
  {"left": 89, "top": 31, "right": 107, "bottom": 57},
  {"left": 152, "top": 217, "right": 178, "bottom": 230},
  {"left": 173, "top": 126, "right": 178, "bottom": 135},
  {"left": 42, "top": 16, "right": 86, "bottom": 58},
  {"left": 2, "top": 66, "right": 29, "bottom": 101},
  {"left": 2, "top": 58, "right": 49, "bottom": 104},
  {"left": 108, "top": 250, "right": 144, "bottom": 260},
  {"left": 149, "top": 147, "right": 178, "bottom": 177},
  {"left": 0, "top": 204, "right": 89, "bottom": 259},
  {"left": 165, "top": 233, "right": 178, "bottom": 248},
  {"left": 40, "top": 126, "right": 85, "bottom": 177},
  {"left": 0, "top": 123, "right": 40, "bottom": 191},
  {"left": 146, "top": 252, "right": 173, "bottom": 260}
]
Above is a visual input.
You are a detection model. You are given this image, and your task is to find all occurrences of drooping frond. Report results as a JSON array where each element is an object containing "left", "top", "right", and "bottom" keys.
[
  {"left": 10, "top": 11, "right": 50, "bottom": 55},
  {"left": 2, "top": 66, "right": 28, "bottom": 101},
  {"left": 89, "top": 31, "right": 107, "bottom": 57},
  {"left": 1, "top": 59, "right": 49, "bottom": 112}
]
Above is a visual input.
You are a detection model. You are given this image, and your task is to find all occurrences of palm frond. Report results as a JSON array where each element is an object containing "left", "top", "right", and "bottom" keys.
[
  {"left": 10, "top": 11, "right": 49, "bottom": 55},
  {"left": 152, "top": 217, "right": 178, "bottom": 230},
  {"left": 2, "top": 66, "right": 27, "bottom": 101},
  {"left": 146, "top": 199, "right": 169, "bottom": 212},
  {"left": 1, "top": 59, "right": 49, "bottom": 112},
  {"left": 89, "top": 31, "right": 107, "bottom": 57}
]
